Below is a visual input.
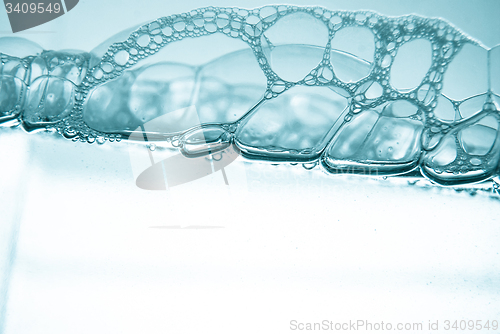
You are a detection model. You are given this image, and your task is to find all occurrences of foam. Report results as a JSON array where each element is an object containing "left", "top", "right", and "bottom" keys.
[{"left": 0, "top": 5, "right": 499, "bottom": 186}]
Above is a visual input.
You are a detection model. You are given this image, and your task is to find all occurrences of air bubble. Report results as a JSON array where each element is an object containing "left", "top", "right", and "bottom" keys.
[
  {"left": 148, "top": 22, "right": 161, "bottom": 34},
  {"left": 2, "top": 5, "right": 496, "bottom": 188},
  {"left": 174, "top": 21, "right": 186, "bottom": 32},
  {"left": 381, "top": 54, "right": 392, "bottom": 68},
  {"left": 390, "top": 39, "right": 432, "bottom": 91},
  {"left": 365, "top": 82, "right": 383, "bottom": 99},
  {"left": 470, "top": 158, "right": 482, "bottom": 166},
  {"left": 417, "top": 84, "right": 435, "bottom": 105},
  {"left": 259, "top": 6, "right": 277, "bottom": 23},
  {"left": 136, "top": 35, "right": 150, "bottom": 47},
  {"left": 216, "top": 13, "right": 229, "bottom": 28},
  {"left": 93, "top": 68, "right": 103, "bottom": 79},
  {"left": 114, "top": 50, "right": 129, "bottom": 66},
  {"left": 101, "top": 62, "right": 113, "bottom": 73},
  {"left": 162, "top": 26, "right": 173, "bottom": 36},
  {"left": 204, "top": 11, "right": 216, "bottom": 21},
  {"left": 355, "top": 13, "right": 366, "bottom": 23},
  {"left": 205, "top": 22, "right": 218, "bottom": 33},
  {"left": 330, "top": 15, "right": 342, "bottom": 29},
  {"left": 154, "top": 35, "right": 163, "bottom": 44},
  {"left": 302, "top": 162, "right": 317, "bottom": 170}
]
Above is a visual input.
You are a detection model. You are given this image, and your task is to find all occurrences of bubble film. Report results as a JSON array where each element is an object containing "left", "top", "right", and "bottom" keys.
[{"left": 1, "top": 5, "right": 499, "bottom": 187}]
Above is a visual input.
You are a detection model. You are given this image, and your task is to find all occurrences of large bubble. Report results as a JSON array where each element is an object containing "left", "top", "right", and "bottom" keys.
[{"left": 0, "top": 5, "right": 499, "bottom": 187}]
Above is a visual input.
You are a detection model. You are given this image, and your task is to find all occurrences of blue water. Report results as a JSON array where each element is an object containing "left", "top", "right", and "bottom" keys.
[{"left": 1, "top": 5, "right": 500, "bottom": 187}]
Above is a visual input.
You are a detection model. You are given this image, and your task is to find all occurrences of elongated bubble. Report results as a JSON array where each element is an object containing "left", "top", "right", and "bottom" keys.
[{"left": 0, "top": 5, "right": 499, "bottom": 187}]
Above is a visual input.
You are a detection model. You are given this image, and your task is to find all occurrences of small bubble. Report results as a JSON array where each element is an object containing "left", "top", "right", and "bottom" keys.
[
  {"left": 148, "top": 21, "right": 161, "bottom": 34},
  {"left": 302, "top": 162, "right": 317, "bottom": 170},
  {"left": 137, "top": 34, "right": 150, "bottom": 47},
  {"left": 114, "top": 50, "right": 129, "bottom": 66},
  {"left": 162, "top": 26, "right": 174, "bottom": 37},
  {"left": 101, "top": 62, "right": 114, "bottom": 73},
  {"left": 93, "top": 69, "right": 103, "bottom": 79},
  {"left": 174, "top": 21, "right": 186, "bottom": 31}
]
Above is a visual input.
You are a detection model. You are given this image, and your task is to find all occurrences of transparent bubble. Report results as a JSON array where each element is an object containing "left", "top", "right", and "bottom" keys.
[{"left": 1, "top": 5, "right": 498, "bottom": 187}]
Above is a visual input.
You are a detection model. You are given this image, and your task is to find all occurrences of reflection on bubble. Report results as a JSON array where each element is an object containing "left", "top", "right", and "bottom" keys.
[{"left": 0, "top": 5, "right": 499, "bottom": 187}]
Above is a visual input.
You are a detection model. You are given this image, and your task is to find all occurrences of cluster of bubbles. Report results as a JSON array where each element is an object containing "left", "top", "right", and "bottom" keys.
[{"left": 0, "top": 5, "right": 499, "bottom": 187}]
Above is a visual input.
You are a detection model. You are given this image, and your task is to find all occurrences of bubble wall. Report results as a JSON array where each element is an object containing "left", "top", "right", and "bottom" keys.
[{"left": 1, "top": 5, "right": 499, "bottom": 187}]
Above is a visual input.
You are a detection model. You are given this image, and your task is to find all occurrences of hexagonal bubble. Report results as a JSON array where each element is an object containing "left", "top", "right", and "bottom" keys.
[
  {"left": 261, "top": 11, "right": 329, "bottom": 82},
  {"left": 441, "top": 43, "right": 488, "bottom": 101},
  {"left": 23, "top": 77, "right": 75, "bottom": 124},
  {"left": 421, "top": 128, "right": 444, "bottom": 151},
  {"left": 421, "top": 161, "right": 496, "bottom": 186},
  {"left": 196, "top": 49, "right": 267, "bottom": 124},
  {"left": 0, "top": 58, "right": 28, "bottom": 82},
  {"left": 0, "top": 58, "right": 27, "bottom": 124},
  {"left": 390, "top": 39, "right": 432, "bottom": 92},
  {"left": 0, "top": 76, "right": 26, "bottom": 119},
  {"left": 433, "top": 95, "right": 456, "bottom": 122},
  {"left": 334, "top": 27, "right": 374, "bottom": 60},
  {"left": 422, "top": 130, "right": 500, "bottom": 186},
  {"left": 459, "top": 116, "right": 499, "bottom": 155},
  {"left": 358, "top": 117, "right": 423, "bottom": 161},
  {"left": 458, "top": 94, "right": 488, "bottom": 119},
  {"left": 416, "top": 84, "right": 437, "bottom": 106},
  {"left": 323, "top": 108, "right": 423, "bottom": 175},
  {"left": 382, "top": 100, "right": 419, "bottom": 118},
  {"left": 265, "top": 44, "right": 327, "bottom": 83},
  {"left": 330, "top": 49, "right": 372, "bottom": 84},
  {"left": 331, "top": 27, "right": 374, "bottom": 83},
  {"left": 236, "top": 85, "right": 347, "bottom": 161},
  {"left": 364, "top": 82, "right": 383, "bottom": 99},
  {"left": 29, "top": 57, "right": 48, "bottom": 84},
  {"left": 244, "top": 15, "right": 264, "bottom": 37},
  {"left": 259, "top": 6, "right": 278, "bottom": 23},
  {"left": 263, "top": 11, "right": 328, "bottom": 47},
  {"left": 424, "top": 135, "right": 457, "bottom": 167},
  {"left": 31, "top": 51, "right": 90, "bottom": 86},
  {"left": 324, "top": 110, "right": 379, "bottom": 160}
]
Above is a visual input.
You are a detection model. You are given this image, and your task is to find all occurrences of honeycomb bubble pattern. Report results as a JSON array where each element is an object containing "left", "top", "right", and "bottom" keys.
[{"left": 0, "top": 5, "right": 499, "bottom": 186}]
